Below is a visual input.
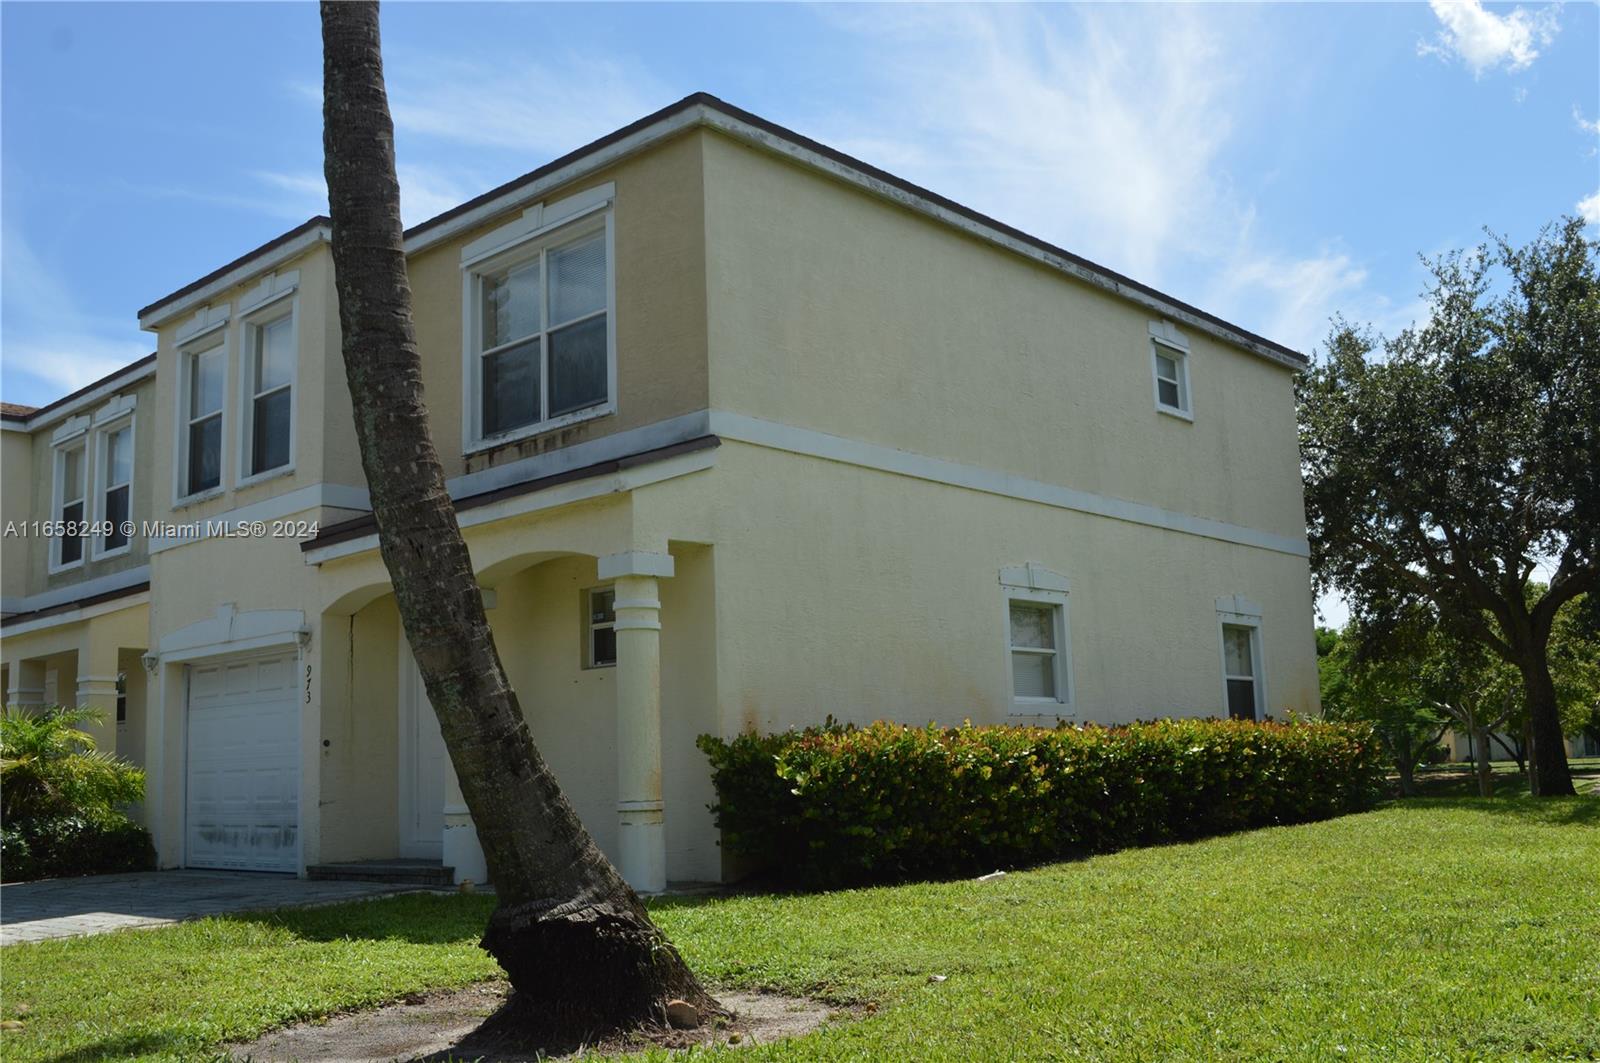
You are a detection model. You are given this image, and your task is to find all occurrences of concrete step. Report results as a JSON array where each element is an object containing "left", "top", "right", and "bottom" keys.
[{"left": 305, "top": 860, "right": 455, "bottom": 887}]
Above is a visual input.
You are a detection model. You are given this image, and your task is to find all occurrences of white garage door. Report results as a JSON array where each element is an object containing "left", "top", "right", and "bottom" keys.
[{"left": 186, "top": 653, "right": 300, "bottom": 872}]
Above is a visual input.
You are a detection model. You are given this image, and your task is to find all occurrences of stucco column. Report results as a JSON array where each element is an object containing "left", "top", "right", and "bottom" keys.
[
  {"left": 598, "top": 550, "right": 674, "bottom": 894},
  {"left": 75, "top": 626, "right": 124, "bottom": 753},
  {"left": 6, "top": 658, "right": 46, "bottom": 706}
]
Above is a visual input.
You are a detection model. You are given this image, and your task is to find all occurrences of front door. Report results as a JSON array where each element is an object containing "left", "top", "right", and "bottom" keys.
[{"left": 397, "top": 643, "right": 446, "bottom": 859}]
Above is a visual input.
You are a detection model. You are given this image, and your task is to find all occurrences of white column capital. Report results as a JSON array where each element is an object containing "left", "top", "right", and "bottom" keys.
[{"left": 598, "top": 550, "right": 675, "bottom": 580}]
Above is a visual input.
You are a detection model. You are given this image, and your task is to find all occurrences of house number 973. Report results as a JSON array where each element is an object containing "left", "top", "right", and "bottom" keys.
[{"left": 305, "top": 664, "right": 313, "bottom": 704}]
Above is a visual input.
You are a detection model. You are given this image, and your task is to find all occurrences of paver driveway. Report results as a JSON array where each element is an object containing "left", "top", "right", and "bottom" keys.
[{"left": 0, "top": 870, "right": 416, "bottom": 945}]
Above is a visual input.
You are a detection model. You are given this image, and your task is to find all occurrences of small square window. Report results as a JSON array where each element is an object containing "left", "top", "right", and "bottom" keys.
[{"left": 587, "top": 587, "right": 617, "bottom": 668}]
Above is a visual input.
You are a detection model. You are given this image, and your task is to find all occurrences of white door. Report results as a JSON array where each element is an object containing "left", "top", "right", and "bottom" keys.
[
  {"left": 398, "top": 645, "right": 446, "bottom": 860},
  {"left": 185, "top": 653, "right": 299, "bottom": 872}
]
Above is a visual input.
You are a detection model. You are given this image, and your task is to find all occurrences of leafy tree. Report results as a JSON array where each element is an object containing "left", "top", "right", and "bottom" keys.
[
  {"left": 1299, "top": 219, "right": 1599, "bottom": 796},
  {"left": 319, "top": 2, "right": 717, "bottom": 1036},
  {"left": 1318, "top": 630, "right": 1447, "bottom": 795}
]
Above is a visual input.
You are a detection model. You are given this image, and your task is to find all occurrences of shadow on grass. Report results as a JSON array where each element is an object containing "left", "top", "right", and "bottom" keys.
[
  {"left": 41, "top": 1032, "right": 186, "bottom": 1063},
  {"left": 230, "top": 890, "right": 499, "bottom": 945},
  {"left": 1398, "top": 793, "right": 1600, "bottom": 826}
]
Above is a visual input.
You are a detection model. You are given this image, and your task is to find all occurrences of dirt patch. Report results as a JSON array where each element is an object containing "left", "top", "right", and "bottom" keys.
[{"left": 231, "top": 982, "right": 844, "bottom": 1061}]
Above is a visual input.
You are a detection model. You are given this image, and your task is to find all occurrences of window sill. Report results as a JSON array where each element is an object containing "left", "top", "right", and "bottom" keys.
[
  {"left": 92, "top": 544, "right": 133, "bottom": 562},
  {"left": 47, "top": 559, "right": 86, "bottom": 577},
  {"left": 236, "top": 464, "right": 296, "bottom": 491},
  {"left": 1156, "top": 404, "right": 1194, "bottom": 423},
  {"left": 173, "top": 486, "right": 226, "bottom": 510},
  {"left": 465, "top": 401, "right": 615, "bottom": 457}
]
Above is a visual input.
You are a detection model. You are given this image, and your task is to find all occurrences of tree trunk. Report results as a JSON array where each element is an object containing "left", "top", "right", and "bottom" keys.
[
  {"left": 1515, "top": 648, "right": 1574, "bottom": 797},
  {"left": 1470, "top": 726, "right": 1493, "bottom": 797},
  {"left": 319, "top": 1, "right": 718, "bottom": 1036}
]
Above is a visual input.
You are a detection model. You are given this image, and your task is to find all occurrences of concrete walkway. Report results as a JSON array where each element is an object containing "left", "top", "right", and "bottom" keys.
[{"left": 0, "top": 869, "right": 418, "bottom": 946}]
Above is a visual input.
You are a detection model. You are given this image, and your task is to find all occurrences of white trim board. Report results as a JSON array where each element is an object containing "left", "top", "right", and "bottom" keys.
[
  {"left": 8, "top": 360, "right": 157, "bottom": 435},
  {"left": 1, "top": 591, "right": 151, "bottom": 638},
  {"left": 303, "top": 447, "right": 716, "bottom": 566},
  {"left": 1, "top": 565, "right": 152, "bottom": 619},
  {"left": 148, "top": 483, "right": 370, "bottom": 554},
  {"left": 707, "top": 411, "right": 1311, "bottom": 558}
]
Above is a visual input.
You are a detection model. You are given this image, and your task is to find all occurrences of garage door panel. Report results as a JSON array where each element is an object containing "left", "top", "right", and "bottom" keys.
[{"left": 186, "top": 653, "right": 299, "bottom": 873}]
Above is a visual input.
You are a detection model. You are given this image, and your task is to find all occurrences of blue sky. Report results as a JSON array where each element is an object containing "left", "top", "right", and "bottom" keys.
[{"left": 2, "top": 2, "right": 1596, "bottom": 620}]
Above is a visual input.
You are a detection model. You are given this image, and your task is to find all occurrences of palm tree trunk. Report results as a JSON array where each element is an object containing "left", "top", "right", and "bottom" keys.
[{"left": 319, "top": 1, "right": 717, "bottom": 1034}]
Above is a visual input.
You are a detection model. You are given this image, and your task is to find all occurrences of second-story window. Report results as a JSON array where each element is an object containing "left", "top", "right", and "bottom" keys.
[
  {"left": 470, "top": 218, "right": 611, "bottom": 444},
  {"left": 54, "top": 441, "right": 87, "bottom": 568},
  {"left": 100, "top": 421, "right": 133, "bottom": 553},
  {"left": 183, "top": 344, "right": 225, "bottom": 497},
  {"left": 245, "top": 314, "right": 294, "bottom": 477}
]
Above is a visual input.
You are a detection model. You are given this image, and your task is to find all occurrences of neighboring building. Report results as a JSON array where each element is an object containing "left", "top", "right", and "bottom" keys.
[{"left": 2, "top": 94, "right": 1322, "bottom": 890}]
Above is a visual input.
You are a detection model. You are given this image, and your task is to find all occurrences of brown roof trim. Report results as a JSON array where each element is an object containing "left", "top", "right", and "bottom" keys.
[
  {"left": 8, "top": 353, "right": 157, "bottom": 426},
  {"left": 304, "top": 434, "right": 720, "bottom": 554},
  {"left": 403, "top": 92, "right": 1304, "bottom": 365},
  {"left": 144, "top": 92, "right": 1303, "bottom": 366},
  {"left": 1, "top": 580, "right": 150, "bottom": 629},
  {"left": 1, "top": 402, "right": 39, "bottom": 420},
  {"left": 137, "top": 215, "right": 330, "bottom": 321}
]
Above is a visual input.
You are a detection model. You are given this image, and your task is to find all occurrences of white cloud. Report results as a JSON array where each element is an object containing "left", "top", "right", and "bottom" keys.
[
  {"left": 384, "top": 52, "right": 665, "bottom": 157},
  {"left": 1578, "top": 190, "right": 1600, "bottom": 225},
  {"left": 1418, "top": 0, "right": 1560, "bottom": 76},
  {"left": 1577, "top": 107, "right": 1600, "bottom": 137},
  {"left": 809, "top": 5, "right": 1390, "bottom": 355},
  {"left": 0, "top": 229, "right": 150, "bottom": 405}
]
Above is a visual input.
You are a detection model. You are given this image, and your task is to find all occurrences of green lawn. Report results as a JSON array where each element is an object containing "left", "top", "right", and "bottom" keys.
[{"left": 3, "top": 795, "right": 1597, "bottom": 1062}]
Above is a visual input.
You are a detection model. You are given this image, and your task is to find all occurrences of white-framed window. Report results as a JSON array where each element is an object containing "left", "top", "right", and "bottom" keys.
[
  {"left": 96, "top": 418, "right": 134, "bottom": 556},
  {"left": 1149, "top": 320, "right": 1192, "bottom": 419},
  {"left": 242, "top": 311, "right": 295, "bottom": 479},
  {"left": 1000, "top": 563, "right": 1073, "bottom": 713},
  {"left": 586, "top": 586, "right": 617, "bottom": 668},
  {"left": 180, "top": 342, "right": 226, "bottom": 499},
  {"left": 1216, "top": 596, "right": 1265, "bottom": 720},
  {"left": 52, "top": 439, "right": 88, "bottom": 570},
  {"left": 462, "top": 189, "right": 615, "bottom": 451}
]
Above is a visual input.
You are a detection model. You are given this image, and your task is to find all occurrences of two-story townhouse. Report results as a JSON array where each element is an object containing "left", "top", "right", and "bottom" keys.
[
  {"left": 3, "top": 363, "right": 158, "bottom": 774},
  {"left": 3, "top": 94, "right": 1322, "bottom": 891}
]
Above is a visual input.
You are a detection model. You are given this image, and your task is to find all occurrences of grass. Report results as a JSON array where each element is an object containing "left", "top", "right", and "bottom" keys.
[
  {"left": 2, "top": 794, "right": 1597, "bottom": 1062},
  {"left": 1411, "top": 755, "right": 1600, "bottom": 799}
]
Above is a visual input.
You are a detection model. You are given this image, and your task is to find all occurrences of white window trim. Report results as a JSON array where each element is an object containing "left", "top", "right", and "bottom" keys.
[
  {"left": 237, "top": 295, "right": 299, "bottom": 487},
  {"left": 585, "top": 584, "right": 617, "bottom": 670},
  {"left": 49, "top": 436, "right": 89, "bottom": 574},
  {"left": 1149, "top": 319, "right": 1193, "bottom": 421},
  {"left": 174, "top": 331, "right": 230, "bottom": 507},
  {"left": 1216, "top": 595, "right": 1266, "bottom": 720},
  {"left": 91, "top": 409, "right": 136, "bottom": 560},
  {"left": 460, "top": 191, "right": 617, "bottom": 455},
  {"left": 1000, "top": 563, "right": 1074, "bottom": 716}
]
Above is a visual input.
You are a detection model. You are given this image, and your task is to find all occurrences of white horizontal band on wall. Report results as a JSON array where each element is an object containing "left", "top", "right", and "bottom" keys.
[{"left": 707, "top": 411, "right": 1310, "bottom": 558}]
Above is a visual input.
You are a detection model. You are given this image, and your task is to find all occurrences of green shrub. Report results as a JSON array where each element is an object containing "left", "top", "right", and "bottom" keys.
[
  {"left": 699, "top": 717, "right": 1384, "bottom": 888},
  {"left": 1, "top": 705, "right": 153, "bottom": 881},
  {"left": 1, "top": 814, "right": 155, "bottom": 882}
]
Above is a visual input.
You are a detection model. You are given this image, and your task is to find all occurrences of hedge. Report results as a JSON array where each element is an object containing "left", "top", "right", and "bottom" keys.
[
  {"left": 0, "top": 814, "right": 156, "bottom": 883},
  {"left": 698, "top": 717, "right": 1384, "bottom": 888}
]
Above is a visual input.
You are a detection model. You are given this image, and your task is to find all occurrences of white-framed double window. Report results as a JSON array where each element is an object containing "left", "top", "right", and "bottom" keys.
[
  {"left": 179, "top": 342, "right": 226, "bottom": 500},
  {"left": 1000, "top": 563, "right": 1073, "bottom": 713},
  {"left": 241, "top": 310, "right": 296, "bottom": 480},
  {"left": 95, "top": 417, "right": 134, "bottom": 556},
  {"left": 462, "top": 187, "right": 615, "bottom": 451},
  {"left": 585, "top": 586, "right": 617, "bottom": 669},
  {"left": 1149, "top": 320, "right": 1192, "bottom": 419},
  {"left": 51, "top": 438, "right": 88, "bottom": 571},
  {"left": 1216, "top": 596, "right": 1265, "bottom": 720}
]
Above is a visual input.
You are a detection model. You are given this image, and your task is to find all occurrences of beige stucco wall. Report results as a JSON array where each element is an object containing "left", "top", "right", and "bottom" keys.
[
  {"left": 635, "top": 443, "right": 1320, "bottom": 736},
  {"left": 404, "top": 129, "right": 711, "bottom": 482},
  {"left": 701, "top": 132, "right": 1307, "bottom": 542},
  {"left": 11, "top": 375, "right": 157, "bottom": 600},
  {"left": 2, "top": 427, "right": 34, "bottom": 600}
]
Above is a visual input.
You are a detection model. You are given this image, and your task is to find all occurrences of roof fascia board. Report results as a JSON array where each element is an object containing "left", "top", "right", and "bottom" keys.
[
  {"left": 138, "top": 223, "right": 330, "bottom": 331},
  {"left": 15, "top": 359, "right": 158, "bottom": 434}
]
